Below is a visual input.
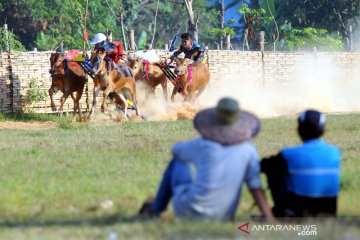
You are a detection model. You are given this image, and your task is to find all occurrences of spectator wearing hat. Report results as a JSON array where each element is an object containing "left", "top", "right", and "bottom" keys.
[
  {"left": 171, "top": 33, "right": 205, "bottom": 63},
  {"left": 138, "top": 98, "right": 274, "bottom": 221},
  {"left": 261, "top": 110, "right": 341, "bottom": 217}
]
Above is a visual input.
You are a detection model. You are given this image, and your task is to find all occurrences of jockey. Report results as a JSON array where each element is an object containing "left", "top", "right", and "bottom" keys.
[
  {"left": 90, "top": 33, "right": 128, "bottom": 63},
  {"left": 171, "top": 33, "right": 205, "bottom": 63}
]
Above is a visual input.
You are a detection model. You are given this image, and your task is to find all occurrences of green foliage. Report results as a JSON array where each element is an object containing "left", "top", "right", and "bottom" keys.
[
  {"left": 137, "top": 31, "right": 147, "bottom": 50},
  {"left": 0, "top": 27, "right": 26, "bottom": 52},
  {"left": 211, "top": 26, "right": 236, "bottom": 37},
  {"left": 259, "top": 0, "right": 275, "bottom": 18},
  {"left": 238, "top": 3, "right": 266, "bottom": 18},
  {"left": 273, "top": 0, "right": 360, "bottom": 40},
  {"left": 25, "top": 78, "right": 47, "bottom": 104},
  {"left": 0, "top": 0, "right": 215, "bottom": 50},
  {"left": 279, "top": 21, "right": 344, "bottom": 51}
]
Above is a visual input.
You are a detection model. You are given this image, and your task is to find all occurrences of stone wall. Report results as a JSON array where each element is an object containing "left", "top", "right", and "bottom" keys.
[
  {"left": 1, "top": 50, "right": 360, "bottom": 113},
  {"left": 207, "top": 51, "right": 360, "bottom": 85}
]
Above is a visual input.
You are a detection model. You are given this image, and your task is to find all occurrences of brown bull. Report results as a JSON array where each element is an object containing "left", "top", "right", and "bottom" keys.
[
  {"left": 49, "top": 52, "right": 87, "bottom": 118},
  {"left": 89, "top": 50, "right": 140, "bottom": 118},
  {"left": 48, "top": 76, "right": 75, "bottom": 112},
  {"left": 172, "top": 59, "right": 210, "bottom": 102},
  {"left": 128, "top": 59, "right": 168, "bottom": 100}
]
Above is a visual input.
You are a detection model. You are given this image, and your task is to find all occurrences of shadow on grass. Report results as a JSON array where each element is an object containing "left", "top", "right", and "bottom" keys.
[
  {"left": 0, "top": 214, "right": 137, "bottom": 228},
  {"left": 0, "top": 111, "right": 66, "bottom": 122},
  {"left": 1, "top": 214, "right": 360, "bottom": 228}
]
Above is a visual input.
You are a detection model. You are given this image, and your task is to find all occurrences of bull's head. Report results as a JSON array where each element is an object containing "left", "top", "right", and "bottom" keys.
[
  {"left": 49, "top": 52, "right": 65, "bottom": 75},
  {"left": 174, "top": 58, "right": 193, "bottom": 76},
  {"left": 90, "top": 48, "right": 108, "bottom": 77},
  {"left": 127, "top": 58, "right": 142, "bottom": 78}
]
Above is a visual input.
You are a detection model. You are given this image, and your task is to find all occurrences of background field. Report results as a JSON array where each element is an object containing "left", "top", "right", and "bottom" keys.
[{"left": 0, "top": 113, "right": 359, "bottom": 239}]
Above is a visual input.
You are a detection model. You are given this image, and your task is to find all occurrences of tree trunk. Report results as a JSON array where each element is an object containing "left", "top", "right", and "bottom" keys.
[
  {"left": 128, "top": 30, "right": 135, "bottom": 51},
  {"left": 184, "top": 0, "right": 198, "bottom": 42},
  {"left": 119, "top": 4, "right": 128, "bottom": 51},
  {"left": 220, "top": 0, "right": 225, "bottom": 50}
]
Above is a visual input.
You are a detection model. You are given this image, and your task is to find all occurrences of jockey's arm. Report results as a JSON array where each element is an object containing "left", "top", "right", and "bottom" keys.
[
  {"left": 170, "top": 49, "right": 182, "bottom": 62},
  {"left": 191, "top": 49, "right": 204, "bottom": 62},
  {"left": 119, "top": 54, "right": 128, "bottom": 63}
]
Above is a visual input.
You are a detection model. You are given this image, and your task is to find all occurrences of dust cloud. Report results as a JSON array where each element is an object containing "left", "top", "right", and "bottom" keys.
[
  {"left": 201, "top": 54, "right": 360, "bottom": 118},
  {"left": 88, "top": 54, "right": 360, "bottom": 122}
]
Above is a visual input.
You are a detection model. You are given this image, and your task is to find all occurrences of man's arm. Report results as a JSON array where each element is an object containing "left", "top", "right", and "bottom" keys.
[
  {"left": 251, "top": 188, "right": 275, "bottom": 220},
  {"left": 244, "top": 146, "right": 274, "bottom": 220}
]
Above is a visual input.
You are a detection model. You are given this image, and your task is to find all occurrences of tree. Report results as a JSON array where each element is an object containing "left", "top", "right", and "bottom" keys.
[
  {"left": 238, "top": 3, "right": 267, "bottom": 50},
  {"left": 271, "top": 0, "right": 360, "bottom": 50},
  {"left": 278, "top": 21, "right": 344, "bottom": 51},
  {"left": 0, "top": 27, "right": 26, "bottom": 52},
  {"left": 0, "top": 0, "right": 217, "bottom": 50}
]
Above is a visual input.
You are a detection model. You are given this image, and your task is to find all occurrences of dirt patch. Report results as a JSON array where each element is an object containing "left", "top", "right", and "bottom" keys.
[{"left": 0, "top": 121, "right": 57, "bottom": 130}]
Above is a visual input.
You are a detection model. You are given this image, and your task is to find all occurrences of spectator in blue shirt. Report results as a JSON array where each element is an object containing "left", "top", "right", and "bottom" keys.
[
  {"left": 138, "top": 97, "right": 274, "bottom": 221},
  {"left": 261, "top": 110, "right": 341, "bottom": 217}
]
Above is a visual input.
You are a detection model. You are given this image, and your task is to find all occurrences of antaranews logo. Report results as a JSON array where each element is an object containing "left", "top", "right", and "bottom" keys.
[
  {"left": 237, "top": 222, "right": 317, "bottom": 236},
  {"left": 238, "top": 222, "right": 250, "bottom": 234}
]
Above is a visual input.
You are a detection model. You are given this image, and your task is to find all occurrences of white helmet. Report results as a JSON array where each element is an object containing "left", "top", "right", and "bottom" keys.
[{"left": 90, "top": 33, "right": 107, "bottom": 45}]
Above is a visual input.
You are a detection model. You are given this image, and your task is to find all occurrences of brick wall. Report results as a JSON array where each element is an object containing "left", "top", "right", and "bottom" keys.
[
  {"left": 207, "top": 51, "right": 360, "bottom": 85},
  {"left": 1, "top": 50, "right": 360, "bottom": 113}
]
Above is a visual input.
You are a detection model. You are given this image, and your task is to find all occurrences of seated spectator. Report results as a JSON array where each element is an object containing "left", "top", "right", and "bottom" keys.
[
  {"left": 261, "top": 110, "right": 341, "bottom": 217},
  {"left": 138, "top": 97, "right": 274, "bottom": 221}
]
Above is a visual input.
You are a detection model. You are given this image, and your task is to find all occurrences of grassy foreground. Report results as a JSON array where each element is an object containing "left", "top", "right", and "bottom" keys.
[{"left": 0, "top": 113, "right": 359, "bottom": 239}]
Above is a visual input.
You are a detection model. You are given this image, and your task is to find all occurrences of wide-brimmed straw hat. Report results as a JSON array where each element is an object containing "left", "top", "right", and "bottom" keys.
[{"left": 194, "top": 98, "right": 260, "bottom": 145}]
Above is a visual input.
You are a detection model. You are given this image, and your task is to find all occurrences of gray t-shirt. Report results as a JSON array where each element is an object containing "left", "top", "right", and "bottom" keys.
[{"left": 172, "top": 137, "right": 262, "bottom": 221}]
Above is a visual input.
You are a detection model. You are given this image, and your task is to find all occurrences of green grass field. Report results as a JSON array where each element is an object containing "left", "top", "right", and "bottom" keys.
[{"left": 0, "top": 113, "right": 359, "bottom": 239}]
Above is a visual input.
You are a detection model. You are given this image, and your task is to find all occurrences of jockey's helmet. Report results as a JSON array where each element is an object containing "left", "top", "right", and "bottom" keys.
[{"left": 90, "top": 33, "right": 107, "bottom": 45}]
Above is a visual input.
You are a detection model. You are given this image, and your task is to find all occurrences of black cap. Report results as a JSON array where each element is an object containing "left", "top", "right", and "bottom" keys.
[
  {"left": 298, "top": 110, "right": 325, "bottom": 131},
  {"left": 180, "top": 33, "right": 192, "bottom": 40}
]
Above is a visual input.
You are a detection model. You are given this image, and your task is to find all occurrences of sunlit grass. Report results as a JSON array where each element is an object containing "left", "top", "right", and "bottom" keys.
[{"left": 0, "top": 114, "right": 359, "bottom": 239}]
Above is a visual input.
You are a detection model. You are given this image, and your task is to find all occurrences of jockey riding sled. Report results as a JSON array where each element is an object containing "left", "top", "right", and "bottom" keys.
[
  {"left": 167, "top": 33, "right": 210, "bottom": 102},
  {"left": 88, "top": 33, "right": 143, "bottom": 119}
]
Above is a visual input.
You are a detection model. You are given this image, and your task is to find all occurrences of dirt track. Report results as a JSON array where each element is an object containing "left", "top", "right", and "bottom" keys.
[{"left": 0, "top": 121, "right": 57, "bottom": 130}]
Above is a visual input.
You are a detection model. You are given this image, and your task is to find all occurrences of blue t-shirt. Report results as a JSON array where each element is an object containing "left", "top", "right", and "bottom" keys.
[
  {"left": 173, "top": 41, "right": 205, "bottom": 62},
  {"left": 171, "top": 137, "right": 262, "bottom": 220},
  {"left": 282, "top": 139, "right": 341, "bottom": 198}
]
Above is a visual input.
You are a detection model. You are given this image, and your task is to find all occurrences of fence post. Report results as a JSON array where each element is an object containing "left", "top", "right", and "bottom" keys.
[
  {"left": 259, "top": 31, "right": 265, "bottom": 52},
  {"left": 348, "top": 25, "right": 353, "bottom": 52},
  {"left": 272, "top": 34, "right": 276, "bottom": 51},
  {"left": 107, "top": 29, "right": 113, "bottom": 42},
  {"left": 225, "top": 34, "right": 231, "bottom": 50},
  {"left": 4, "top": 24, "right": 10, "bottom": 52},
  {"left": 128, "top": 30, "right": 135, "bottom": 51}
]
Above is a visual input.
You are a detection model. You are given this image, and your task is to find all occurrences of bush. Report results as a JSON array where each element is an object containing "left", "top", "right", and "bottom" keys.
[{"left": 25, "top": 78, "right": 48, "bottom": 104}]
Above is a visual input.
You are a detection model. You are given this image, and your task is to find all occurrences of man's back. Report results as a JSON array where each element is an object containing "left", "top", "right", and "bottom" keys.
[
  {"left": 282, "top": 139, "right": 341, "bottom": 198},
  {"left": 171, "top": 138, "right": 262, "bottom": 220}
]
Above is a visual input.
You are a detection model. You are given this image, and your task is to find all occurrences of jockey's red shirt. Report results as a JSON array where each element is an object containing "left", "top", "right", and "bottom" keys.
[{"left": 94, "top": 41, "right": 127, "bottom": 64}]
